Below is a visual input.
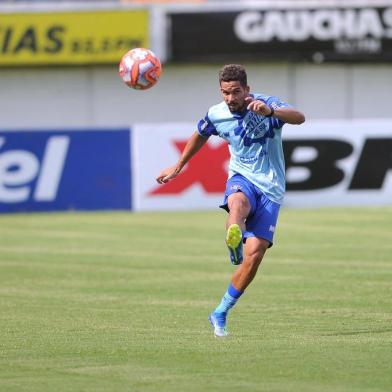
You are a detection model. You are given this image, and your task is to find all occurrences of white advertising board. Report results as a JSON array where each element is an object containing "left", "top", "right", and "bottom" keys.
[
  {"left": 132, "top": 120, "right": 392, "bottom": 211},
  {"left": 283, "top": 119, "right": 392, "bottom": 208}
]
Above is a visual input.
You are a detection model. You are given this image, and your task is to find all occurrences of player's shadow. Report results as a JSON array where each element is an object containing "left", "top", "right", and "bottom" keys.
[{"left": 322, "top": 328, "right": 392, "bottom": 336}]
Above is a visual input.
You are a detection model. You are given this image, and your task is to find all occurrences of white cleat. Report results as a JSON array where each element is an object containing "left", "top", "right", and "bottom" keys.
[{"left": 209, "top": 312, "right": 229, "bottom": 337}]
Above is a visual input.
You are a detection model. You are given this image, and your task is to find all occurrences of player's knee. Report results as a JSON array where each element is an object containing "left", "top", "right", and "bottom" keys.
[{"left": 228, "top": 193, "right": 250, "bottom": 215}]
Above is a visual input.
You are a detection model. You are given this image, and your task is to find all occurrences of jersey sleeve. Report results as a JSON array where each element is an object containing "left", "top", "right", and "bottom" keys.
[
  {"left": 197, "top": 113, "right": 218, "bottom": 137},
  {"left": 266, "top": 96, "right": 291, "bottom": 129}
]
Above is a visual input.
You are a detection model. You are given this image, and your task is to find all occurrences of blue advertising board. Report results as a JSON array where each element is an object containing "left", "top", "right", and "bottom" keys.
[{"left": 0, "top": 129, "right": 132, "bottom": 212}]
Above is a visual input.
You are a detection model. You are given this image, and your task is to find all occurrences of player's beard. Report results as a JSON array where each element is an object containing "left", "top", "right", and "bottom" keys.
[{"left": 228, "top": 100, "right": 246, "bottom": 113}]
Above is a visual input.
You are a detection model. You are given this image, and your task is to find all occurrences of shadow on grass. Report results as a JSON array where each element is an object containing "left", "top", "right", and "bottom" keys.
[{"left": 323, "top": 328, "right": 392, "bottom": 336}]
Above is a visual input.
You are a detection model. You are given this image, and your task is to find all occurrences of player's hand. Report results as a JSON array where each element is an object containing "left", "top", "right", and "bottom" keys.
[
  {"left": 245, "top": 96, "right": 273, "bottom": 116},
  {"left": 156, "top": 165, "right": 181, "bottom": 184}
]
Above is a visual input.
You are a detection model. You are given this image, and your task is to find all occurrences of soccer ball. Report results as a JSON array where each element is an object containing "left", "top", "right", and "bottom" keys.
[{"left": 119, "top": 48, "right": 162, "bottom": 90}]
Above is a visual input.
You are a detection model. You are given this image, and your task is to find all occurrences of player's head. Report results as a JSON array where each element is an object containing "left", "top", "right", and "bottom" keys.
[
  {"left": 219, "top": 64, "right": 247, "bottom": 87},
  {"left": 219, "top": 64, "right": 250, "bottom": 113}
]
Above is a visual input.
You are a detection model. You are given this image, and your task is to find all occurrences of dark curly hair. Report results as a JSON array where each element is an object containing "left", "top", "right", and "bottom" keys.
[{"left": 218, "top": 64, "right": 247, "bottom": 87}]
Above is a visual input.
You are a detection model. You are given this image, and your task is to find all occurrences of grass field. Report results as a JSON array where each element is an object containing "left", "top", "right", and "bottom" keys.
[{"left": 0, "top": 207, "right": 391, "bottom": 392}]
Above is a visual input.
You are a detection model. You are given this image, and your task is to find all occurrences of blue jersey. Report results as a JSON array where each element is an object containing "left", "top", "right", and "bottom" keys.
[{"left": 197, "top": 93, "right": 290, "bottom": 204}]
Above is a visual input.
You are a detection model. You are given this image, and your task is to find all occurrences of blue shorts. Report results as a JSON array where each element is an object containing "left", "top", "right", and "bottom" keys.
[{"left": 220, "top": 174, "right": 281, "bottom": 247}]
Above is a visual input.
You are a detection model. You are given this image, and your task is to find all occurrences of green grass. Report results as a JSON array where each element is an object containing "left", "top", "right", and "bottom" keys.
[{"left": 0, "top": 207, "right": 391, "bottom": 392}]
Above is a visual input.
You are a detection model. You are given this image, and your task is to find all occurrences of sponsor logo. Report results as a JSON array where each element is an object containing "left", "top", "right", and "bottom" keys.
[
  {"left": 149, "top": 137, "right": 392, "bottom": 195},
  {"left": 149, "top": 140, "right": 229, "bottom": 195},
  {"left": 200, "top": 119, "right": 208, "bottom": 131},
  {"left": 0, "top": 129, "right": 132, "bottom": 212},
  {"left": 230, "top": 184, "right": 242, "bottom": 190},
  {"left": 269, "top": 225, "right": 275, "bottom": 233},
  {"left": 234, "top": 8, "right": 392, "bottom": 55},
  {"left": 0, "top": 135, "right": 69, "bottom": 203},
  {"left": 284, "top": 138, "right": 392, "bottom": 190},
  {"left": 0, "top": 11, "right": 148, "bottom": 66},
  {"left": 239, "top": 155, "right": 259, "bottom": 164}
]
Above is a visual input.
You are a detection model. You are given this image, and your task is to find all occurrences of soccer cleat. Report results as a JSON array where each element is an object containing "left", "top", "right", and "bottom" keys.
[
  {"left": 226, "top": 224, "right": 243, "bottom": 265},
  {"left": 209, "top": 312, "right": 229, "bottom": 337}
]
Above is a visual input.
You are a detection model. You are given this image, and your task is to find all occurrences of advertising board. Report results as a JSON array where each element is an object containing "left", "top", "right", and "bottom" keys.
[
  {"left": 132, "top": 120, "right": 392, "bottom": 210},
  {"left": 169, "top": 6, "right": 392, "bottom": 62},
  {"left": 0, "top": 129, "right": 131, "bottom": 212},
  {"left": 0, "top": 10, "right": 148, "bottom": 66}
]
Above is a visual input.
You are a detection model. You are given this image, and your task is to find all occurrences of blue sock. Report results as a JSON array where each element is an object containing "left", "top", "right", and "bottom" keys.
[{"left": 214, "top": 283, "right": 243, "bottom": 316}]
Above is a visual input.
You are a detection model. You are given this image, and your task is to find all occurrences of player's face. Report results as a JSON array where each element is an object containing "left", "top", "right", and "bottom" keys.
[{"left": 220, "top": 81, "right": 250, "bottom": 113}]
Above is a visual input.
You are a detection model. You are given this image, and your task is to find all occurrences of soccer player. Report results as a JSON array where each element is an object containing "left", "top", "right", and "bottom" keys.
[{"left": 156, "top": 64, "right": 305, "bottom": 337}]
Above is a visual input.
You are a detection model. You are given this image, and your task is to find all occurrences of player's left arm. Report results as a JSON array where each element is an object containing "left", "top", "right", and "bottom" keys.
[
  {"left": 246, "top": 96, "right": 305, "bottom": 125},
  {"left": 271, "top": 106, "right": 305, "bottom": 125}
]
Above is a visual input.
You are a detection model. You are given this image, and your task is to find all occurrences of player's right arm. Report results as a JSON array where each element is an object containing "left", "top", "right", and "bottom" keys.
[{"left": 156, "top": 131, "right": 209, "bottom": 184}]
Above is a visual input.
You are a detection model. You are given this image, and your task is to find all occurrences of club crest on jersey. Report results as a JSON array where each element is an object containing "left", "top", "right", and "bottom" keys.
[
  {"left": 245, "top": 112, "right": 268, "bottom": 133},
  {"left": 234, "top": 113, "right": 275, "bottom": 147}
]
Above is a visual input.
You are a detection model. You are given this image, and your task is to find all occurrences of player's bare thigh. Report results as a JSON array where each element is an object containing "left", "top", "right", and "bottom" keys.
[{"left": 227, "top": 192, "right": 251, "bottom": 218}]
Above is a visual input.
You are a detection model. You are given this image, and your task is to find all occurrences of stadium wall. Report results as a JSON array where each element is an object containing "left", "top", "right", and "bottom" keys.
[{"left": 1, "top": 63, "right": 392, "bottom": 128}]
